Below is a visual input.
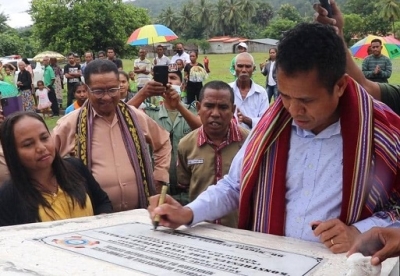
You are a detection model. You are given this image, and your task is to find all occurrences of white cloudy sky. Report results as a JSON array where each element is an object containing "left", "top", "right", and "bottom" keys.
[
  {"left": 0, "top": 0, "right": 32, "bottom": 28},
  {"left": 1, "top": 0, "right": 134, "bottom": 28}
]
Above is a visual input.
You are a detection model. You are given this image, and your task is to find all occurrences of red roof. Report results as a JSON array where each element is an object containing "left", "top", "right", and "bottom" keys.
[{"left": 208, "top": 36, "right": 248, "bottom": 43}]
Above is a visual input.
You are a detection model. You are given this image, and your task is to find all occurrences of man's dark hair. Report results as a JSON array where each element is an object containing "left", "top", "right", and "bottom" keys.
[
  {"left": 199, "top": 80, "right": 234, "bottom": 104},
  {"left": 22, "top": 58, "right": 30, "bottom": 65},
  {"left": 0, "top": 112, "right": 88, "bottom": 220},
  {"left": 98, "top": 51, "right": 105, "bottom": 57},
  {"left": 371, "top": 38, "right": 382, "bottom": 45},
  {"left": 106, "top": 47, "right": 115, "bottom": 52},
  {"left": 84, "top": 59, "right": 119, "bottom": 85},
  {"left": 276, "top": 23, "right": 346, "bottom": 93},
  {"left": 156, "top": 45, "right": 164, "bottom": 49},
  {"left": 68, "top": 52, "right": 75, "bottom": 58},
  {"left": 169, "top": 70, "right": 182, "bottom": 82}
]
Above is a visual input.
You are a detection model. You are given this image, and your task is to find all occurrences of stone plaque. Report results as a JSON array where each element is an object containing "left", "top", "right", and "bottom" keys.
[{"left": 35, "top": 222, "right": 323, "bottom": 276}]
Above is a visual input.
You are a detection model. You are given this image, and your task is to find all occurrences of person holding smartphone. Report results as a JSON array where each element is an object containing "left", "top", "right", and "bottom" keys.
[{"left": 128, "top": 69, "right": 201, "bottom": 204}]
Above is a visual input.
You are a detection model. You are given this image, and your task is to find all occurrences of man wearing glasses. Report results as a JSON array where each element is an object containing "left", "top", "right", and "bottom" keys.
[
  {"left": 53, "top": 59, "right": 171, "bottom": 212},
  {"left": 230, "top": 52, "right": 269, "bottom": 130}
]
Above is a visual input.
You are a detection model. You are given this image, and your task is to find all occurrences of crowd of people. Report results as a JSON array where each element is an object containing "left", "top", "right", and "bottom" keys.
[{"left": 1, "top": 0, "right": 400, "bottom": 268}]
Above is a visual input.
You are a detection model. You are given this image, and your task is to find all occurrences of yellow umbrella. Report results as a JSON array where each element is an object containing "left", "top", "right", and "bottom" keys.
[{"left": 33, "top": 51, "right": 66, "bottom": 61}]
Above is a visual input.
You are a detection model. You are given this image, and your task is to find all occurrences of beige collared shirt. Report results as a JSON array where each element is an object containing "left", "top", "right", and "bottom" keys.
[{"left": 52, "top": 106, "right": 171, "bottom": 212}]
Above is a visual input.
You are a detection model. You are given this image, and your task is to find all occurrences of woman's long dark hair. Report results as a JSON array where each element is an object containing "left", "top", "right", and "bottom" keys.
[{"left": 0, "top": 112, "right": 87, "bottom": 220}]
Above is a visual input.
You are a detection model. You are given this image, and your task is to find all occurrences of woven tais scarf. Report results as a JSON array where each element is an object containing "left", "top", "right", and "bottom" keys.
[
  {"left": 75, "top": 101, "right": 155, "bottom": 208},
  {"left": 238, "top": 77, "right": 400, "bottom": 234}
]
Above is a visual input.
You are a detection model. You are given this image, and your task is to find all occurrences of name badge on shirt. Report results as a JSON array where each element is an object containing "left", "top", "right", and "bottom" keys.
[{"left": 188, "top": 159, "right": 204, "bottom": 165}]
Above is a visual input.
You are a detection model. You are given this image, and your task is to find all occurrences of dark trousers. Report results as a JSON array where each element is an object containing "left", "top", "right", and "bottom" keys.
[
  {"left": 67, "top": 84, "right": 77, "bottom": 106},
  {"left": 48, "top": 86, "right": 59, "bottom": 115},
  {"left": 266, "top": 85, "right": 278, "bottom": 102}
]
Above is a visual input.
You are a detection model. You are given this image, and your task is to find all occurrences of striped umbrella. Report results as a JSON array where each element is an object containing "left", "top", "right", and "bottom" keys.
[
  {"left": 350, "top": 35, "right": 400, "bottom": 59},
  {"left": 127, "top": 24, "right": 178, "bottom": 46}
]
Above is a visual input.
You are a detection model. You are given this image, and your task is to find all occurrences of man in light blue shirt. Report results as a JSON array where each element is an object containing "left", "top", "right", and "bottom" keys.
[{"left": 148, "top": 23, "right": 400, "bottom": 254}]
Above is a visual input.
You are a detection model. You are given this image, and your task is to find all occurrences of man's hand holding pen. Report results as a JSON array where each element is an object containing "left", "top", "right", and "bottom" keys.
[{"left": 149, "top": 193, "right": 193, "bottom": 230}]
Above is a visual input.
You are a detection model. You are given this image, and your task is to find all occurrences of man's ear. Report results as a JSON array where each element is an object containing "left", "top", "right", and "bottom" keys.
[
  {"left": 196, "top": 101, "right": 200, "bottom": 112},
  {"left": 335, "top": 74, "right": 348, "bottom": 98}
]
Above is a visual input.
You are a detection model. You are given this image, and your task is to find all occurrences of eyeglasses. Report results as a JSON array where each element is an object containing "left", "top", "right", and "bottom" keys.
[{"left": 85, "top": 84, "right": 120, "bottom": 98}]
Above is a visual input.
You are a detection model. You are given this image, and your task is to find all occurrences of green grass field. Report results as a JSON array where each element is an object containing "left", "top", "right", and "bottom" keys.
[{"left": 45, "top": 52, "right": 400, "bottom": 130}]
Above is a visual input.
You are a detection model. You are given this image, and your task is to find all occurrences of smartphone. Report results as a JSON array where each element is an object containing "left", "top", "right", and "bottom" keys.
[
  {"left": 319, "top": 0, "right": 332, "bottom": 18},
  {"left": 153, "top": 65, "right": 169, "bottom": 86}
]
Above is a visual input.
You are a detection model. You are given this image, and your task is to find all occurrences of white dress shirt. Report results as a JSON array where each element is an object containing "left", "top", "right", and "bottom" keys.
[{"left": 229, "top": 80, "right": 269, "bottom": 130}]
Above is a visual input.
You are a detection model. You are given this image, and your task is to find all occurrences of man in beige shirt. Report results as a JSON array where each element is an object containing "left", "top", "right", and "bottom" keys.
[
  {"left": 53, "top": 59, "right": 171, "bottom": 212},
  {"left": 177, "top": 80, "right": 249, "bottom": 228}
]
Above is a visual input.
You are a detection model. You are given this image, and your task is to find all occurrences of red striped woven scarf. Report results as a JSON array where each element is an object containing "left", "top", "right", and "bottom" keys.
[{"left": 238, "top": 77, "right": 400, "bottom": 234}]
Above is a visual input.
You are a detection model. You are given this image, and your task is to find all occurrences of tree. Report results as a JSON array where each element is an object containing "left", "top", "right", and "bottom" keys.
[
  {"left": 223, "top": 0, "right": 242, "bottom": 35},
  {"left": 237, "top": 0, "right": 258, "bottom": 19},
  {"left": 251, "top": 2, "right": 274, "bottom": 27},
  {"left": 176, "top": 3, "right": 194, "bottom": 35},
  {"left": 277, "top": 4, "right": 303, "bottom": 23},
  {"left": 263, "top": 18, "right": 297, "bottom": 39},
  {"left": 344, "top": 0, "right": 375, "bottom": 16},
  {"left": 363, "top": 13, "right": 392, "bottom": 36},
  {"left": 0, "top": 32, "right": 23, "bottom": 56},
  {"left": 30, "top": 0, "right": 151, "bottom": 57},
  {"left": 193, "top": 0, "right": 213, "bottom": 37},
  {"left": 0, "top": 11, "right": 9, "bottom": 33},
  {"left": 343, "top": 14, "right": 364, "bottom": 45},
  {"left": 157, "top": 7, "right": 179, "bottom": 33},
  {"left": 211, "top": 0, "right": 228, "bottom": 35},
  {"left": 375, "top": 0, "right": 400, "bottom": 36}
]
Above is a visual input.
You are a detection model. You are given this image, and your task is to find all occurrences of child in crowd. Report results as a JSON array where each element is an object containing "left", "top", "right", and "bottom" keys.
[
  {"left": 65, "top": 82, "right": 88, "bottom": 114},
  {"left": 2, "top": 65, "right": 16, "bottom": 87},
  {"left": 35, "top": 80, "right": 52, "bottom": 118},
  {"left": 176, "top": 59, "right": 184, "bottom": 72},
  {"left": 175, "top": 59, "right": 187, "bottom": 103},
  {"left": 119, "top": 71, "right": 135, "bottom": 103},
  {"left": 128, "top": 71, "right": 137, "bottom": 93}
]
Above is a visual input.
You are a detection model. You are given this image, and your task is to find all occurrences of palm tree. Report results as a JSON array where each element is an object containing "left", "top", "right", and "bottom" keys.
[
  {"left": 237, "top": 0, "right": 258, "bottom": 19},
  {"left": 376, "top": 0, "right": 400, "bottom": 36},
  {"left": 193, "top": 0, "right": 212, "bottom": 37},
  {"left": 158, "top": 7, "right": 178, "bottom": 31},
  {"left": 211, "top": 0, "right": 228, "bottom": 35},
  {"left": 223, "top": 0, "right": 242, "bottom": 35},
  {"left": 177, "top": 4, "right": 194, "bottom": 28}
]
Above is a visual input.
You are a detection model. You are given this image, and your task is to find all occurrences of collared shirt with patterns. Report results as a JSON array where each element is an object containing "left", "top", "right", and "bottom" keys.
[
  {"left": 134, "top": 58, "right": 152, "bottom": 87},
  {"left": 177, "top": 121, "right": 249, "bottom": 228}
]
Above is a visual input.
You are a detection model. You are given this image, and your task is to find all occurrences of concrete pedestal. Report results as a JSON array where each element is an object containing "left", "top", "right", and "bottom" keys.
[{"left": 0, "top": 209, "right": 397, "bottom": 275}]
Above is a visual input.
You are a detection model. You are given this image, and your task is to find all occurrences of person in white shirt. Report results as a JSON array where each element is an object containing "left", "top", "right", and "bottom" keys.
[
  {"left": 229, "top": 53, "right": 269, "bottom": 130},
  {"left": 261, "top": 48, "right": 278, "bottom": 102},
  {"left": 170, "top": 43, "right": 190, "bottom": 64},
  {"left": 134, "top": 48, "right": 152, "bottom": 90},
  {"left": 153, "top": 45, "right": 170, "bottom": 66},
  {"left": 148, "top": 22, "right": 400, "bottom": 255}
]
